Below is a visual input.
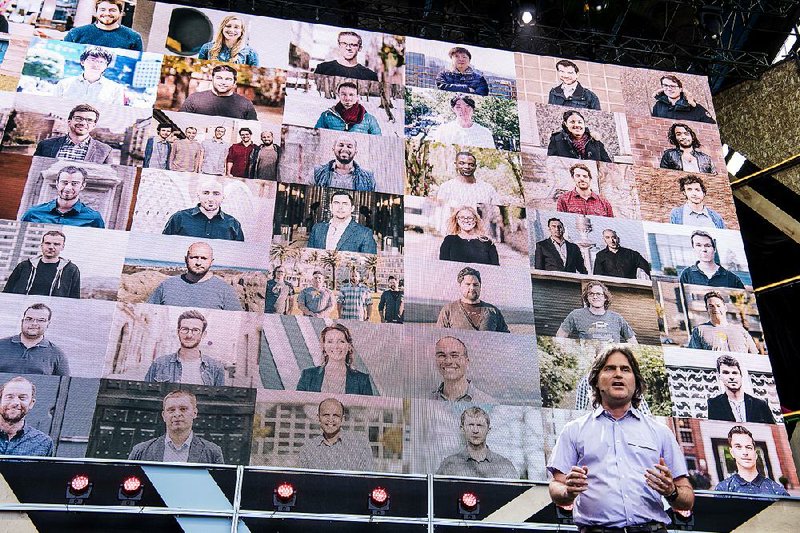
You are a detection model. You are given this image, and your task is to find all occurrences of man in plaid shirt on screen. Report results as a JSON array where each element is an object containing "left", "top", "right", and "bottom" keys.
[{"left": 337, "top": 270, "right": 372, "bottom": 321}]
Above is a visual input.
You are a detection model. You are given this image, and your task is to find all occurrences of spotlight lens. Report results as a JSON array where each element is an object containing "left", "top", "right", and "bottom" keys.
[
  {"left": 521, "top": 11, "right": 534, "bottom": 24},
  {"left": 276, "top": 482, "right": 295, "bottom": 500},
  {"left": 370, "top": 487, "right": 389, "bottom": 505},
  {"left": 460, "top": 491, "right": 478, "bottom": 509},
  {"left": 122, "top": 476, "right": 142, "bottom": 494},
  {"left": 70, "top": 475, "right": 90, "bottom": 493}
]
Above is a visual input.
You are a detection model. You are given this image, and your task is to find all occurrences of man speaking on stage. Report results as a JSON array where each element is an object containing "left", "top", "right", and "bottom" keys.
[{"left": 547, "top": 345, "right": 694, "bottom": 532}]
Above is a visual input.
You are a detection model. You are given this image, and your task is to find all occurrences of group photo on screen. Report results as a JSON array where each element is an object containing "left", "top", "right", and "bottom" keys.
[{"left": 262, "top": 248, "right": 403, "bottom": 323}]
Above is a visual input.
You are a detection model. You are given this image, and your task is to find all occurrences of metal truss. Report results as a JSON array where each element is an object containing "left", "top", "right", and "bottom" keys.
[
  {"left": 169, "top": 0, "right": 779, "bottom": 85},
  {"left": 658, "top": 0, "right": 799, "bottom": 17},
  {"left": 511, "top": 24, "right": 773, "bottom": 81}
]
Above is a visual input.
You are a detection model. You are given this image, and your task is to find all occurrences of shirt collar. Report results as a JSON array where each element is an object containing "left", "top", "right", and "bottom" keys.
[
  {"left": 45, "top": 199, "right": 85, "bottom": 215},
  {"left": 550, "top": 238, "right": 566, "bottom": 247},
  {"left": 457, "top": 446, "right": 495, "bottom": 463},
  {"left": 433, "top": 380, "right": 476, "bottom": 401},
  {"left": 63, "top": 136, "right": 91, "bottom": 148},
  {"left": 165, "top": 431, "right": 193, "bottom": 451},
  {"left": 683, "top": 203, "right": 712, "bottom": 218},
  {"left": 10, "top": 334, "right": 52, "bottom": 348},
  {"left": 316, "top": 433, "right": 344, "bottom": 446},
  {"left": 190, "top": 205, "right": 226, "bottom": 220},
  {"left": 593, "top": 405, "right": 641, "bottom": 420},
  {"left": 169, "top": 351, "right": 209, "bottom": 367},
  {"left": 569, "top": 189, "right": 598, "bottom": 201}
]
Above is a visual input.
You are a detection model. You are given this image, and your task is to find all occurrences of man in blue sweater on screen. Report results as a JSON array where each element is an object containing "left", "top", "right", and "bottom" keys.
[{"left": 64, "top": 0, "right": 143, "bottom": 52}]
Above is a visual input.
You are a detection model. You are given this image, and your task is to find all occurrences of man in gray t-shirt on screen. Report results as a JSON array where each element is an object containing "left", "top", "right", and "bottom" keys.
[
  {"left": 555, "top": 281, "right": 637, "bottom": 343},
  {"left": 147, "top": 242, "right": 242, "bottom": 311}
]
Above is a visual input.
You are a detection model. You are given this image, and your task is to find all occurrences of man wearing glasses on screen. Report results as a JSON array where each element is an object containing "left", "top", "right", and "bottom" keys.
[
  {"left": 144, "top": 310, "right": 226, "bottom": 387},
  {"left": 0, "top": 304, "right": 70, "bottom": 376},
  {"left": 431, "top": 336, "right": 495, "bottom": 404},
  {"left": 314, "top": 31, "right": 378, "bottom": 82},
  {"left": 33, "top": 104, "right": 113, "bottom": 164},
  {"left": 651, "top": 75, "right": 715, "bottom": 124}
]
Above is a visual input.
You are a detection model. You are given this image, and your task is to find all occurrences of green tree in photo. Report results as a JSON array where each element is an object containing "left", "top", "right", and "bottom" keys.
[
  {"left": 21, "top": 48, "right": 64, "bottom": 80},
  {"left": 638, "top": 346, "right": 672, "bottom": 416},
  {"left": 538, "top": 337, "right": 581, "bottom": 408}
]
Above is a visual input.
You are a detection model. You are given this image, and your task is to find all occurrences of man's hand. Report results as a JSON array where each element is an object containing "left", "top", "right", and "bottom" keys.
[
  {"left": 549, "top": 466, "right": 589, "bottom": 506},
  {"left": 645, "top": 457, "right": 675, "bottom": 496},
  {"left": 564, "top": 465, "right": 589, "bottom": 498}
]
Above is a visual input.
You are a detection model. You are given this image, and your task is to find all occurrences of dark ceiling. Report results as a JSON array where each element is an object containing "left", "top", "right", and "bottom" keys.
[{"left": 190, "top": 0, "right": 800, "bottom": 92}]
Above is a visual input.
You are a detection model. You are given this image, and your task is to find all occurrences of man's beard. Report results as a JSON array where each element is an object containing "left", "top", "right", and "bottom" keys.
[{"left": 1, "top": 404, "right": 27, "bottom": 424}]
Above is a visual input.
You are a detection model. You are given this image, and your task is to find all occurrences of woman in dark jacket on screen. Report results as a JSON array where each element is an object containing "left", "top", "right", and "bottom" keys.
[
  {"left": 439, "top": 206, "right": 499, "bottom": 265},
  {"left": 296, "top": 323, "right": 374, "bottom": 395},
  {"left": 547, "top": 110, "right": 612, "bottom": 162}
]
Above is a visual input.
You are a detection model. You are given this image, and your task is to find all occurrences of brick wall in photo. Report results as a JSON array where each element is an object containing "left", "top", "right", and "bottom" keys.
[
  {"left": 634, "top": 166, "right": 739, "bottom": 229},
  {"left": 628, "top": 115, "right": 727, "bottom": 174},
  {"left": 515, "top": 53, "right": 626, "bottom": 114}
]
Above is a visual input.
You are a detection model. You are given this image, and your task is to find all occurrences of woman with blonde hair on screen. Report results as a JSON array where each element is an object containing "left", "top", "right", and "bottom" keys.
[
  {"left": 198, "top": 15, "right": 259, "bottom": 66},
  {"left": 439, "top": 206, "right": 499, "bottom": 265}
]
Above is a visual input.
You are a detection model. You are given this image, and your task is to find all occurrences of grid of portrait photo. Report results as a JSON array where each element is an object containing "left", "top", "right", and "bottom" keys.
[{"left": 0, "top": 0, "right": 796, "bottom": 497}]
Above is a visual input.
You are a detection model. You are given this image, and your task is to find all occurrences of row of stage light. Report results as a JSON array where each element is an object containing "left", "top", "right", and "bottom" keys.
[{"left": 65, "top": 472, "right": 482, "bottom": 519}]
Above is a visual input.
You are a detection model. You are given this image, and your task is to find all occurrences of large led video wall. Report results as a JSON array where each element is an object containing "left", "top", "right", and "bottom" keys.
[{"left": 0, "top": 0, "right": 797, "bottom": 495}]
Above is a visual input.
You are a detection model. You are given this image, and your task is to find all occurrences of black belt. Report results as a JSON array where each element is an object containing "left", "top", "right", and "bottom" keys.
[{"left": 580, "top": 522, "right": 667, "bottom": 533}]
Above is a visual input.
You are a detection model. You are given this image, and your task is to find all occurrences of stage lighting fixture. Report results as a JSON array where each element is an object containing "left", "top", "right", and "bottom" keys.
[
  {"left": 118, "top": 475, "right": 144, "bottom": 505},
  {"left": 66, "top": 474, "right": 92, "bottom": 504},
  {"left": 585, "top": 1, "right": 609, "bottom": 12},
  {"left": 368, "top": 486, "right": 391, "bottom": 515},
  {"left": 700, "top": 4, "right": 724, "bottom": 41},
  {"left": 458, "top": 491, "right": 480, "bottom": 520},
  {"left": 518, "top": 2, "right": 537, "bottom": 26},
  {"left": 273, "top": 481, "right": 296, "bottom": 511}
]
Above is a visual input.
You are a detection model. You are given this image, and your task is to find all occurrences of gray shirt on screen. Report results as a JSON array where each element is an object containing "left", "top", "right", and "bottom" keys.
[
  {"left": 559, "top": 307, "right": 635, "bottom": 343},
  {"left": 0, "top": 335, "right": 70, "bottom": 376},
  {"left": 200, "top": 139, "right": 230, "bottom": 175},
  {"left": 147, "top": 275, "right": 243, "bottom": 311},
  {"left": 436, "top": 447, "right": 518, "bottom": 479},
  {"left": 296, "top": 432, "right": 375, "bottom": 472}
]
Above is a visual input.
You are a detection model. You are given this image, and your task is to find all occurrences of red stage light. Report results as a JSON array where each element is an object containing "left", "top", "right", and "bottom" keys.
[
  {"left": 121, "top": 476, "right": 143, "bottom": 496},
  {"left": 460, "top": 491, "right": 478, "bottom": 511},
  {"left": 273, "top": 481, "right": 297, "bottom": 511},
  {"left": 275, "top": 482, "right": 295, "bottom": 502},
  {"left": 370, "top": 487, "right": 389, "bottom": 505},
  {"left": 368, "top": 486, "right": 391, "bottom": 515},
  {"left": 69, "top": 475, "right": 91, "bottom": 495}
]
